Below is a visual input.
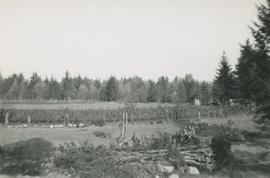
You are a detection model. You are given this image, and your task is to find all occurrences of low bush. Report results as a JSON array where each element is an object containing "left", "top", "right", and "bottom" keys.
[
  {"left": 93, "top": 131, "right": 111, "bottom": 139},
  {"left": 91, "top": 119, "right": 105, "bottom": 127},
  {"left": 148, "top": 132, "right": 172, "bottom": 149},
  {"left": 0, "top": 138, "right": 54, "bottom": 176},
  {"left": 210, "top": 133, "right": 233, "bottom": 170},
  {"left": 156, "top": 120, "right": 163, "bottom": 124}
]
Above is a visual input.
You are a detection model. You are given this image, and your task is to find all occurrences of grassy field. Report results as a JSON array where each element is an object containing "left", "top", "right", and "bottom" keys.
[
  {"left": 0, "top": 101, "right": 176, "bottom": 110},
  {"left": 0, "top": 121, "right": 180, "bottom": 146},
  {"left": 0, "top": 111, "right": 269, "bottom": 178}
]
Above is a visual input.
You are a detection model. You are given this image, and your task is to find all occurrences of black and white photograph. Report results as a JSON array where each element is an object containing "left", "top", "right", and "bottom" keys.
[{"left": 0, "top": 0, "right": 270, "bottom": 177}]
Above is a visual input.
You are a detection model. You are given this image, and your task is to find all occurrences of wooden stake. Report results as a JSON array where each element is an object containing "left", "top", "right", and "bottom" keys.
[
  {"left": 27, "top": 115, "right": 31, "bottom": 125},
  {"left": 125, "top": 112, "right": 128, "bottom": 124},
  {"left": 5, "top": 112, "right": 9, "bottom": 126},
  {"left": 65, "top": 112, "right": 69, "bottom": 127},
  {"left": 219, "top": 108, "right": 223, "bottom": 118}
]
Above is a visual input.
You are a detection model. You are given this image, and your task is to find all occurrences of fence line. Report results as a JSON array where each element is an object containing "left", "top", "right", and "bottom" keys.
[{"left": 0, "top": 105, "right": 250, "bottom": 125}]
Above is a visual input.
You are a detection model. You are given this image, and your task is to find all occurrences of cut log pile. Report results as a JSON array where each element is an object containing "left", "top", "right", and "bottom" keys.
[{"left": 116, "top": 145, "right": 215, "bottom": 171}]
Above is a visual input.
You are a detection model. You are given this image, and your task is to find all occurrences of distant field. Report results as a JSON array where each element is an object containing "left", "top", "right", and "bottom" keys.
[{"left": 0, "top": 101, "right": 176, "bottom": 110}]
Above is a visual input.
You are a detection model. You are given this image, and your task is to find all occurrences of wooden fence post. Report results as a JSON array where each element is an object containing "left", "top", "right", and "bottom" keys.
[
  {"left": 219, "top": 108, "right": 223, "bottom": 118},
  {"left": 27, "top": 115, "right": 31, "bottom": 125},
  {"left": 5, "top": 112, "right": 9, "bottom": 126},
  {"left": 120, "top": 113, "right": 126, "bottom": 139},
  {"left": 125, "top": 112, "right": 128, "bottom": 124},
  {"left": 65, "top": 112, "right": 69, "bottom": 127},
  {"left": 181, "top": 108, "right": 184, "bottom": 118},
  {"left": 131, "top": 114, "right": 134, "bottom": 125}
]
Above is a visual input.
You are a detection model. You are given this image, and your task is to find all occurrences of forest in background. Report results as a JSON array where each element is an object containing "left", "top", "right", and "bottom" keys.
[
  {"left": 0, "top": 0, "right": 269, "bottom": 123},
  {"left": 0, "top": 72, "right": 212, "bottom": 104}
]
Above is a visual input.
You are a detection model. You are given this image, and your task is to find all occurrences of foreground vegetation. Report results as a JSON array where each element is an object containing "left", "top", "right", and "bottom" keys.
[{"left": 0, "top": 114, "right": 269, "bottom": 178}]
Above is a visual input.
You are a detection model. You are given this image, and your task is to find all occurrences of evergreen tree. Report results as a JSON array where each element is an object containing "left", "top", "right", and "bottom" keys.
[
  {"left": 129, "top": 77, "right": 147, "bottom": 102},
  {"left": 61, "top": 71, "right": 76, "bottom": 100},
  {"left": 17, "top": 74, "right": 26, "bottom": 99},
  {"left": 200, "top": 81, "right": 211, "bottom": 105},
  {"left": 78, "top": 84, "right": 89, "bottom": 99},
  {"left": 156, "top": 76, "right": 171, "bottom": 102},
  {"left": 146, "top": 80, "right": 158, "bottom": 102},
  {"left": 235, "top": 40, "right": 257, "bottom": 103},
  {"left": 48, "top": 78, "right": 61, "bottom": 100},
  {"left": 89, "top": 82, "right": 99, "bottom": 100},
  {"left": 28, "top": 73, "right": 41, "bottom": 99},
  {"left": 183, "top": 74, "right": 197, "bottom": 103},
  {"left": 176, "top": 79, "right": 187, "bottom": 103},
  {"left": 104, "top": 76, "right": 119, "bottom": 101},
  {"left": 212, "top": 52, "right": 235, "bottom": 105},
  {"left": 33, "top": 81, "right": 48, "bottom": 99},
  {"left": 1, "top": 74, "right": 17, "bottom": 98},
  {"left": 7, "top": 79, "right": 20, "bottom": 99},
  {"left": 73, "top": 75, "right": 82, "bottom": 92},
  {"left": 250, "top": 0, "right": 270, "bottom": 123}
]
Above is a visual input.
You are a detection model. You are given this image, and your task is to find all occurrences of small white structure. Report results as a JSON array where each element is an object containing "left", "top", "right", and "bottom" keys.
[
  {"left": 194, "top": 98, "right": 201, "bottom": 105},
  {"left": 229, "top": 99, "right": 240, "bottom": 106}
]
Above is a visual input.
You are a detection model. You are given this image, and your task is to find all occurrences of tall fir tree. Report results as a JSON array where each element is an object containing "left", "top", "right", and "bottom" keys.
[
  {"left": 146, "top": 80, "right": 158, "bottom": 102},
  {"left": 48, "top": 78, "right": 61, "bottom": 100},
  {"left": 200, "top": 81, "right": 211, "bottom": 105},
  {"left": 212, "top": 52, "right": 235, "bottom": 105},
  {"left": 235, "top": 39, "right": 257, "bottom": 103},
  {"left": 61, "top": 71, "right": 76, "bottom": 100},
  {"left": 28, "top": 73, "right": 41, "bottom": 99},
  {"left": 183, "top": 74, "right": 197, "bottom": 103},
  {"left": 156, "top": 76, "right": 171, "bottom": 102},
  {"left": 104, "top": 76, "right": 119, "bottom": 101},
  {"left": 250, "top": 0, "right": 270, "bottom": 123},
  {"left": 7, "top": 79, "right": 20, "bottom": 99},
  {"left": 177, "top": 80, "right": 187, "bottom": 103}
]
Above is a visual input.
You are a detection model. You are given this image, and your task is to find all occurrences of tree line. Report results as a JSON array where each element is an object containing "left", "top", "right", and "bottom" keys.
[{"left": 0, "top": 72, "right": 212, "bottom": 104}]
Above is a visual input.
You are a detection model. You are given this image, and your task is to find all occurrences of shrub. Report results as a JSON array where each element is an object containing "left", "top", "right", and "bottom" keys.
[
  {"left": 148, "top": 132, "right": 172, "bottom": 150},
  {"left": 93, "top": 131, "right": 111, "bottom": 139},
  {"left": 91, "top": 119, "right": 105, "bottom": 127},
  {"left": 210, "top": 134, "right": 233, "bottom": 170},
  {"left": 156, "top": 120, "right": 163, "bottom": 124},
  {"left": 0, "top": 138, "right": 54, "bottom": 176}
]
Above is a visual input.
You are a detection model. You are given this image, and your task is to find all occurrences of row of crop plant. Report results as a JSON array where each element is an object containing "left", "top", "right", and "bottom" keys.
[{"left": 0, "top": 105, "right": 250, "bottom": 125}]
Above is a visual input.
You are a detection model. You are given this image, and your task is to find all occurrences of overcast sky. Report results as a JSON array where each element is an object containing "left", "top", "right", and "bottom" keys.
[{"left": 0, "top": 0, "right": 265, "bottom": 81}]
